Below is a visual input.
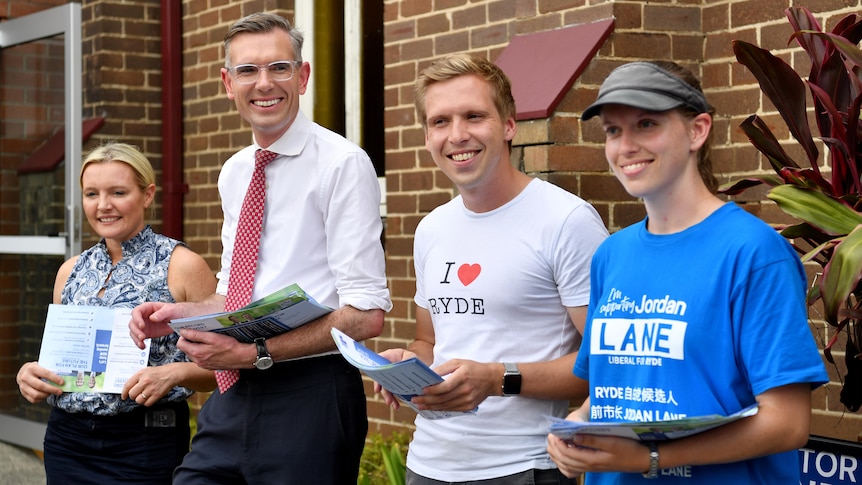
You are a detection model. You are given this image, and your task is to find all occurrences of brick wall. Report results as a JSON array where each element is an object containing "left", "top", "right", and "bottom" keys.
[
  {"left": 81, "top": 0, "right": 169, "bottom": 234},
  {"left": 378, "top": 0, "right": 862, "bottom": 441},
  {"left": 4, "top": 0, "right": 859, "bottom": 442}
]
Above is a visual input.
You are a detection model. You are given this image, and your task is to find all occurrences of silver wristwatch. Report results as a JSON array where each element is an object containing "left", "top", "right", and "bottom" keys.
[
  {"left": 253, "top": 337, "right": 274, "bottom": 370},
  {"left": 642, "top": 441, "right": 659, "bottom": 479}
]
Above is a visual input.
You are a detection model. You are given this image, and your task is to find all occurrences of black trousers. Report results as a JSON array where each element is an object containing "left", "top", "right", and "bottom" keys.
[
  {"left": 174, "top": 354, "right": 368, "bottom": 484},
  {"left": 44, "top": 401, "right": 190, "bottom": 485}
]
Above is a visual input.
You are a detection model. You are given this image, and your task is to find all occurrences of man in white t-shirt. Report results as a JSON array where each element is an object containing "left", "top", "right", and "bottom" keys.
[{"left": 376, "top": 53, "right": 608, "bottom": 484}]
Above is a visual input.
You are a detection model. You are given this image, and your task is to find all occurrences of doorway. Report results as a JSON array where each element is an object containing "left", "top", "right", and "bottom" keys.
[{"left": 0, "top": 3, "right": 83, "bottom": 450}]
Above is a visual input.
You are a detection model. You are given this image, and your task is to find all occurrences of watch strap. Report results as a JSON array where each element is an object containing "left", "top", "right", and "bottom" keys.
[
  {"left": 253, "top": 337, "right": 273, "bottom": 370},
  {"left": 642, "top": 441, "right": 659, "bottom": 479},
  {"left": 254, "top": 337, "right": 268, "bottom": 358}
]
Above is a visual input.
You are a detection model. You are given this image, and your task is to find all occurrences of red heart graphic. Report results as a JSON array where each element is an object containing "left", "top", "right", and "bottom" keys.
[{"left": 458, "top": 264, "right": 481, "bottom": 286}]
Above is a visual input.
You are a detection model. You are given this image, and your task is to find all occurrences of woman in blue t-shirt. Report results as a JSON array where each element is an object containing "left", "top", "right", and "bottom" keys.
[{"left": 546, "top": 61, "right": 828, "bottom": 484}]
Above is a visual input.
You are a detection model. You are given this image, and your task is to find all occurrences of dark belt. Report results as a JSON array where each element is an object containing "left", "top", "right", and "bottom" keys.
[{"left": 54, "top": 400, "right": 188, "bottom": 428}]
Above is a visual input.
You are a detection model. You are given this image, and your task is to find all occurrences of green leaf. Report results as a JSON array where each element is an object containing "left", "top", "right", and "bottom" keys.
[
  {"left": 767, "top": 185, "right": 862, "bottom": 235},
  {"left": 380, "top": 443, "right": 405, "bottom": 485},
  {"left": 821, "top": 225, "right": 862, "bottom": 324},
  {"left": 359, "top": 432, "right": 409, "bottom": 485}
]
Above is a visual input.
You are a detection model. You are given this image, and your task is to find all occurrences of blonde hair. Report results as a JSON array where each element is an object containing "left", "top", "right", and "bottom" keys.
[
  {"left": 80, "top": 142, "right": 156, "bottom": 192},
  {"left": 81, "top": 143, "right": 157, "bottom": 218},
  {"left": 414, "top": 53, "right": 516, "bottom": 128}
]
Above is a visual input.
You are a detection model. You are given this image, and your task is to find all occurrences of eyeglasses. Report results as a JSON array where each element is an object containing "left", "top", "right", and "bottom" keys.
[{"left": 227, "top": 61, "right": 302, "bottom": 84}]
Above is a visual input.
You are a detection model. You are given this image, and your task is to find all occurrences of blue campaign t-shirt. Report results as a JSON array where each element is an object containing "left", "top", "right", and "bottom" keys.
[{"left": 574, "top": 203, "right": 828, "bottom": 484}]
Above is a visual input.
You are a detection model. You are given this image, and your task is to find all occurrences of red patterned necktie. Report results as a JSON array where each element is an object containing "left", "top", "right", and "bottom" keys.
[{"left": 215, "top": 149, "right": 278, "bottom": 393}]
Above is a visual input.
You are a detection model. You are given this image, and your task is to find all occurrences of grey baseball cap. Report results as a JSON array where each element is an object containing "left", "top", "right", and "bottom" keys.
[{"left": 581, "top": 62, "right": 710, "bottom": 120}]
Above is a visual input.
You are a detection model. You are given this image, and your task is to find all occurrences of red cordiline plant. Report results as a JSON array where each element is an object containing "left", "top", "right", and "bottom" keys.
[{"left": 722, "top": 6, "right": 862, "bottom": 410}]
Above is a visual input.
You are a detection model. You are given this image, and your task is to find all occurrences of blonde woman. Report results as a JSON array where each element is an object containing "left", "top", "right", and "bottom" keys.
[{"left": 16, "top": 143, "right": 216, "bottom": 484}]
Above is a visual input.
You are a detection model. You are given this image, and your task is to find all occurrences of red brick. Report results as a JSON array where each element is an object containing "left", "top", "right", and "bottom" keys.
[
  {"left": 452, "top": 5, "right": 488, "bottom": 29},
  {"left": 644, "top": 5, "right": 701, "bottom": 31}
]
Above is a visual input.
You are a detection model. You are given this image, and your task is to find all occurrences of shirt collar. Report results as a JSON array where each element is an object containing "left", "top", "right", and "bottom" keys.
[
  {"left": 252, "top": 109, "right": 312, "bottom": 158},
  {"left": 96, "top": 225, "right": 153, "bottom": 262}
]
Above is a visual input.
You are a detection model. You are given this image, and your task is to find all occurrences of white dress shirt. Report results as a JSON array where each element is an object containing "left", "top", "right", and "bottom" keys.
[{"left": 216, "top": 110, "right": 391, "bottom": 314}]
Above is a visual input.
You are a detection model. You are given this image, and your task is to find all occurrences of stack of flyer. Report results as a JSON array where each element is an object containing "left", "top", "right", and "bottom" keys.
[
  {"left": 38, "top": 304, "right": 151, "bottom": 394},
  {"left": 169, "top": 283, "right": 332, "bottom": 343},
  {"left": 548, "top": 403, "right": 759, "bottom": 442},
  {"left": 331, "top": 327, "right": 476, "bottom": 420}
]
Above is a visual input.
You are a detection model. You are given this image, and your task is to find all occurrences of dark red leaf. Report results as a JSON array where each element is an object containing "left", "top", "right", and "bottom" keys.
[
  {"left": 786, "top": 7, "right": 828, "bottom": 71},
  {"left": 717, "top": 176, "right": 779, "bottom": 196},
  {"left": 738, "top": 115, "right": 800, "bottom": 171},
  {"left": 832, "top": 13, "right": 862, "bottom": 42},
  {"left": 733, "top": 40, "right": 821, "bottom": 166}
]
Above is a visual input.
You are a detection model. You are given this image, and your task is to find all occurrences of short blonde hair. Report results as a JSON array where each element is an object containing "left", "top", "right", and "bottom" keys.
[
  {"left": 414, "top": 53, "right": 516, "bottom": 128},
  {"left": 80, "top": 142, "right": 155, "bottom": 193}
]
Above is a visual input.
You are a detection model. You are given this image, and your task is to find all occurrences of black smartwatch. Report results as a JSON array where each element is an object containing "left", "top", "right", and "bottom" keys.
[
  {"left": 253, "top": 337, "right": 274, "bottom": 370},
  {"left": 502, "top": 362, "right": 521, "bottom": 395}
]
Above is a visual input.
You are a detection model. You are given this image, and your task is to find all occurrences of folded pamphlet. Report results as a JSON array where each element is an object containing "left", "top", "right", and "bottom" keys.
[
  {"left": 38, "top": 304, "right": 151, "bottom": 393},
  {"left": 548, "top": 403, "right": 759, "bottom": 442},
  {"left": 170, "top": 283, "right": 332, "bottom": 343},
  {"left": 331, "top": 327, "right": 476, "bottom": 420}
]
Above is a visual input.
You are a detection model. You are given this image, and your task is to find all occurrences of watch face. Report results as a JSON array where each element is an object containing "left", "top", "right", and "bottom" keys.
[
  {"left": 255, "top": 357, "right": 274, "bottom": 370},
  {"left": 503, "top": 374, "right": 522, "bottom": 395},
  {"left": 503, "top": 363, "right": 521, "bottom": 395}
]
